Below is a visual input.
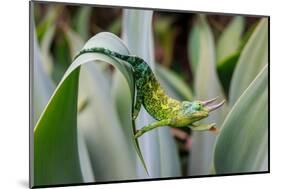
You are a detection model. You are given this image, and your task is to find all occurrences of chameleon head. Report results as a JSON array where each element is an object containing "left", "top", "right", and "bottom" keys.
[{"left": 179, "top": 97, "right": 225, "bottom": 125}]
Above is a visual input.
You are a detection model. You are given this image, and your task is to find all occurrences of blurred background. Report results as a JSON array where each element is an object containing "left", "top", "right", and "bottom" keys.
[{"left": 34, "top": 3, "right": 259, "bottom": 86}]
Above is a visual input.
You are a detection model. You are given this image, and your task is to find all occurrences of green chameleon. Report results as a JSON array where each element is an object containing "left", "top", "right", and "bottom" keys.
[{"left": 75, "top": 47, "right": 225, "bottom": 139}]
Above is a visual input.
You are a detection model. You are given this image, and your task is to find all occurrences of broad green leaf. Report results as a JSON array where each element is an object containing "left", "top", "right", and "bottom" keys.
[
  {"left": 34, "top": 68, "right": 82, "bottom": 186},
  {"left": 189, "top": 15, "right": 226, "bottom": 175},
  {"left": 65, "top": 29, "right": 138, "bottom": 181},
  {"left": 214, "top": 65, "right": 268, "bottom": 173},
  {"left": 64, "top": 28, "right": 95, "bottom": 182},
  {"left": 229, "top": 18, "right": 268, "bottom": 105},
  {"left": 155, "top": 64, "right": 193, "bottom": 101},
  {"left": 217, "top": 16, "right": 245, "bottom": 65},
  {"left": 78, "top": 64, "right": 137, "bottom": 181},
  {"left": 121, "top": 9, "right": 181, "bottom": 177},
  {"left": 34, "top": 32, "right": 147, "bottom": 186}
]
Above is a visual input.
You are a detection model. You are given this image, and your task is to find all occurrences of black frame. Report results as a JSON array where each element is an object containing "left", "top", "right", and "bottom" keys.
[{"left": 29, "top": 0, "right": 270, "bottom": 188}]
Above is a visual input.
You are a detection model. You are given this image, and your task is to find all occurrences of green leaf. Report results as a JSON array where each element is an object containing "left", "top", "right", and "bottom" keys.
[
  {"left": 73, "top": 7, "right": 92, "bottom": 40},
  {"left": 188, "top": 22, "right": 200, "bottom": 74},
  {"left": 39, "top": 22, "right": 55, "bottom": 75},
  {"left": 154, "top": 17, "right": 177, "bottom": 67},
  {"left": 66, "top": 29, "right": 138, "bottom": 180},
  {"left": 111, "top": 70, "right": 138, "bottom": 156},
  {"left": 121, "top": 9, "right": 181, "bottom": 177},
  {"left": 107, "top": 18, "right": 121, "bottom": 34},
  {"left": 155, "top": 64, "right": 193, "bottom": 101},
  {"left": 239, "top": 20, "right": 259, "bottom": 50},
  {"left": 34, "top": 32, "right": 147, "bottom": 186},
  {"left": 217, "top": 51, "right": 240, "bottom": 96},
  {"left": 216, "top": 17, "right": 245, "bottom": 95},
  {"left": 229, "top": 18, "right": 268, "bottom": 105},
  {"left": 189, "top": 16, "right": 227, "bottom": 175},
  {"left": 216, "top": 16, "right": 245, "bottom": 65},
  {"left": 36, "top": 5, "right": 59, "bottom": 42},
  {"left": 52, "top": 33, "right": 72, "bottom": 83},
  {"left": 214, "top": 65, "right": 268, "bottom": 174},
  {"left": 33, "top": 31, "right": 55, "bottom": 124},
  {"left": 64, "top": 28, "right": 95, "bottom": 182},
  {"left": 78, "top": 64, "right": 137, "bottom": 181},
  {"left": 34, "top": 68, "right": 82, "bottom": 186}
]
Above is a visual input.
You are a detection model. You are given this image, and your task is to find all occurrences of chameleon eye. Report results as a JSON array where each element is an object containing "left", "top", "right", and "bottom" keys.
[{"left": 192, "top": 102, "right": 201, "bottom": 111}]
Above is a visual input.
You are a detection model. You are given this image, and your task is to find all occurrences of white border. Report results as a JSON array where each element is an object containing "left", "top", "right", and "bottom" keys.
[{"left": 1, "top": 0, "right": 279, "bottom": 189}]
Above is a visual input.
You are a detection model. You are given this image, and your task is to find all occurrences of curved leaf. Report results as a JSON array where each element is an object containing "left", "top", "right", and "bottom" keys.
[
  {"left": 34, "top": 67, "right": 82, "bottom": 186},
  {"left": 217, "top": 16, "right": 245, "bottom": 65},
  {"left": 64, "top": 28, "right": 95, "bottom": 182},
  {"left": 189, "top": 16, "right": 226, "bottom": 176},
  {"left": 121, "top": 9, "right": 181, "bottom": 178},
  {"left": 214, "top": 65, "right": 268, "bottom": 174},
  {"left": 34, "top": 32, "right": 147, "bottom": 186},
  {"left": 229, "top": 18, "right": 268, "bottom": 105}
]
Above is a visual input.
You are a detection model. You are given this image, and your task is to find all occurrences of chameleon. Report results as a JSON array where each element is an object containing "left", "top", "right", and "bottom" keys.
[{"left": 74, "top": 47, "right": 225, "bottom": 139}]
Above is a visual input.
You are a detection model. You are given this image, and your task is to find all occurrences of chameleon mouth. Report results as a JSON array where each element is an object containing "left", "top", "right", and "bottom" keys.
[{"left": 201, "top": 97, "right": 225, "bottom": 112}]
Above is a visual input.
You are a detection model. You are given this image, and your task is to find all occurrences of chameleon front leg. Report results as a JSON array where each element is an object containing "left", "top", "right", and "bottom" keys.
[
  {"left": 188, "top": 123, "right": 219, "bottom": 133},
  {"left": 132, "top": 92, "right": 142, "bottom": 120},
  {"left": 134, "top": 119, "right": 172, "bottom": 138}
]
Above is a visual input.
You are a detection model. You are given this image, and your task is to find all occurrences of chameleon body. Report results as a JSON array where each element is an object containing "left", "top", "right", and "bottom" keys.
[{"left": 74, "top": 47, "right": 225, "bottom": 138}]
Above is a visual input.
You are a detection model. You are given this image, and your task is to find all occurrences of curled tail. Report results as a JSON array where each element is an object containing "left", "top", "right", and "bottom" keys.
[{"left": 74, "top": 47, "right": 143, "bottom": 67}]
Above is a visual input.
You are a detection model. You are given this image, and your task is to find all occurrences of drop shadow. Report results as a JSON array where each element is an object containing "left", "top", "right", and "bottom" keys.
[{"left": 18, "top": 180, "right": 29, "bottom": 188}]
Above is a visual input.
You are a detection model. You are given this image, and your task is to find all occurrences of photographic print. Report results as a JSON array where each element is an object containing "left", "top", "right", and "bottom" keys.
[{"left": 30, "top": 1, "right": 269, "bottom": 188}]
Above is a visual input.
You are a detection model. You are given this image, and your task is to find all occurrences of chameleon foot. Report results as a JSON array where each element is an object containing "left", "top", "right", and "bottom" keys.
[
  {"left": 134, "top": 130, "right": 143, "bottom": 139},
  {"left": 189, "top": 123, "right": 219, "bottom": 134}
]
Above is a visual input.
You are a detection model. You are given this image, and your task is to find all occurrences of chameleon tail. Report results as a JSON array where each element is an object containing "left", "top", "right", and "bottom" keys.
[{"left": 74, "top": 47, "right": 142, "bottom": 67}]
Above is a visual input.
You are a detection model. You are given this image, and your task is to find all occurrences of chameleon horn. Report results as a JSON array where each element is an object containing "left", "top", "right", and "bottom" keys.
[
  {"left": 202, "top": 96, "right": 219, "bottom": 106},
  {"left": 207, "top": 100, "right": 225, "bottom": 112}
]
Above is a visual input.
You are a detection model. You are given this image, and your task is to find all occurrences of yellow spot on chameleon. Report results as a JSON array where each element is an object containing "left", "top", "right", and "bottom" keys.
[
  {"left": 161, "top": 104, "right": 169, "bottom": 109},
  {"left": 152, "top": 92, "right": 158, "bottom": 100}
]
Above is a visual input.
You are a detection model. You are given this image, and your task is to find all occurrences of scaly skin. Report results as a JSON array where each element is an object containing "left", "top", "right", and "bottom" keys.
[{"left": 74, "top": 47, "right": 225, "bottom": 138}]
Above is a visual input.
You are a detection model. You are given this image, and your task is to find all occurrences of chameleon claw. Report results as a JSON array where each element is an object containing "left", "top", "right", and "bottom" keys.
[
  {"left": 132, "top": 114, "right": 138, "bottom": 120},
  {"left": 134, "top": 130, "right": 142, "bottom": 139},
  {"left": 209, "top": 125, "right": 219, "bottom": 134}
]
